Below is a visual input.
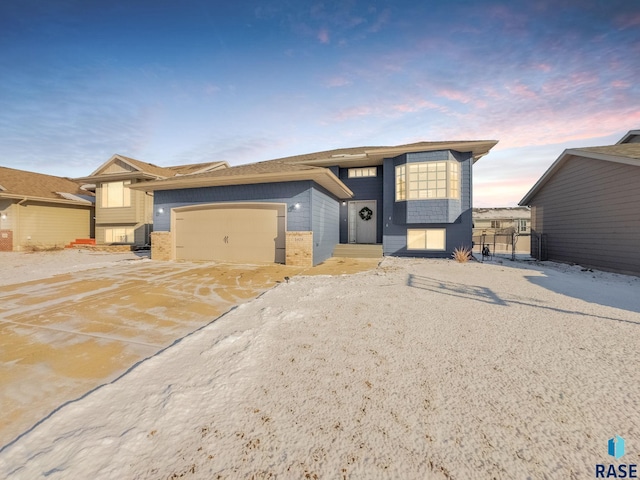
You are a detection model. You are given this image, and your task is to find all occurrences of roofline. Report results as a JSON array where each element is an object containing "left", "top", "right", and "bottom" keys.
[
  {"left": 287, "top": 140, "right": 499, "bottom": 167},
  {"left": 74, "top": 171, "right": 166, "bottom": 183},
  {"left": 518, "top": 147, "right": 640, "bottom": 206},
  {"left": 179, "top": 161, "right": 230, "bottom": 175},
  {"left": 0, "top": 193, "right": 94, "bottom": 206},
  {"left": 87, "top": 154, "right": 139, "bottom": 177},
  {"left": 616, "top": 129, "right": 640, "bottom": 144},
  {"left": 130, "top": 168, "right": 354, "bottom": 199}
]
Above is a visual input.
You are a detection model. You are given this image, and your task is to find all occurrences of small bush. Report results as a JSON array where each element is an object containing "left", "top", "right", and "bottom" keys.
[{"left": 452, "top": 246, "right": 472, "bottom": 263}]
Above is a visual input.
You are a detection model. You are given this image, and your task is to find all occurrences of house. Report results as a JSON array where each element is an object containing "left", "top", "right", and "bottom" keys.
[
  {"left": 130, "top": 140, "right": 498, "bottom": 266},
  {"left": 75, "top": 155, "right": 228, "bottom": 248},
  {"left": 0, "top": 166, "right": 94, "bottom": 251},
  {"left": 472, "top": 207, "right": 531, "bottom": 254},
  {"left": 519, "top": 129, "right": 640, "bottom": 275}
]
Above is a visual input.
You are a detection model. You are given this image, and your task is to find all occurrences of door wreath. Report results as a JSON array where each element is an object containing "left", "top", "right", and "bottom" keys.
[{"left": 358, "top": 206, "right": 373, "bottom": 221}]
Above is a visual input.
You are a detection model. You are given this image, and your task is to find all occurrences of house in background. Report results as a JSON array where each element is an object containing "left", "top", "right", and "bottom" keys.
[
  {"left": 472, "top": 207, "right": 531, "bottom": 254},
  {"left": 131, "top": 140, "right": 498, "bottom": 266},
  {"left": 0, "top": 166, "right": 94, "bottom": 251},
  {"left": 75, "top": 155, "right": 228, "bottom": 248},
  {"left": 519, "top": 129, "right": 640, "bottom": 275}
]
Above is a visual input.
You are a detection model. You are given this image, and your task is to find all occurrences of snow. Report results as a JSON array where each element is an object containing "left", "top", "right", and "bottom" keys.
[
  {"left": 0, "top": 249, "right": 148, "bottom": 286},
  {"left": 1, "top": 255, "right": 639, "bottom": 478}
]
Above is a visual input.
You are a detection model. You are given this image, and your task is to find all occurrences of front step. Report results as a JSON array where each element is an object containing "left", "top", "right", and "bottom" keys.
[{"left": 333, "top": 243, "right": 383, "bottom": 258}]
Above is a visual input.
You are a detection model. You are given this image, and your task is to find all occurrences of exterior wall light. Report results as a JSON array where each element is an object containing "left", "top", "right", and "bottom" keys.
[{"left": 157, "top": 208, "right": 164, "bottom": 214}]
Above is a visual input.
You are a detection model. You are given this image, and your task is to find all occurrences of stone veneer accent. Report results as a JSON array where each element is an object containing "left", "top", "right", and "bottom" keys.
[
  {"left": 151, "top": 231, "right": 172, "bottom": 261},
  {"left": 285, "top": 231, "right": 313, "bottom": 267}
]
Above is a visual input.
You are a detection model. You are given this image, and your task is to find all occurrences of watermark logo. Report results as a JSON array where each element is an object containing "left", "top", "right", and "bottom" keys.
[
  {"left": 596, "top": 436, "right": 637, "bottom": 479},
  {"left": 609, "top": 436, "right": 626, "bottom": 460}
]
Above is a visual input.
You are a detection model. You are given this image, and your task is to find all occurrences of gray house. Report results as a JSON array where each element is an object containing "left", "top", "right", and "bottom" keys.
[
  {"left": 519, "top": 130, "right": 640, "bottom": 275},
  {"left": 132, "top": 140, "right": 497, "bottom": 266}
]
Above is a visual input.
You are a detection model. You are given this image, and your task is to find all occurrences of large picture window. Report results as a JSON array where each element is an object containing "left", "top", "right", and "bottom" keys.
[
  {"left": 101, "top": 181, "right": 131, "bottom": 208},
  {"left": 395, "top": 162, "right": 459, "bottom": 201},
  {"left": 104, "top": 227, "right": 134, "bottom": 243},
  {"left": 407, "top": 229, "right": 446, "bottom": 251}
]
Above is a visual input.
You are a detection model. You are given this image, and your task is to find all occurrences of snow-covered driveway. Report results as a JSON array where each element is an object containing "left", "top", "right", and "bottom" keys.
[{"left": 0, "top": 252, "right": 301, "bottom": 448}]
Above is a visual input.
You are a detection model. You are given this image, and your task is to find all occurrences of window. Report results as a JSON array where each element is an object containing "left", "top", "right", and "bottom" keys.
[
  {"left": 348, "top": 167, "right": 377, "bottom": 178},
  {"left": 407, "top": 229, "right": 446, "bottom": 251},
  {"left": 518, "top": 219, "right": 528, "bottom": 232},
  {"left": 101, "top": 181, "right": 131, "bottom": 208},
  {"left": 491, "top": 220, "right": 502, "bottom": 229},
  {"left": 104, "top": 227, "right": 134, "bottom": 243},
  {"left": 395, "top": 162, "right": 459, "bottom": 201}
]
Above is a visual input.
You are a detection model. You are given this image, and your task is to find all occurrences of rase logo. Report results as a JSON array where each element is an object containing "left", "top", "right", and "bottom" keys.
[{"left": 596, "top": 436, "right": 637, "bottom": 478}]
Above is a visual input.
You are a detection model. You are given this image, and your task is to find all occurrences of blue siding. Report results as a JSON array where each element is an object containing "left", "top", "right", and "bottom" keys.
[
  {"left": 311, "top": 186, "right": 340, "bottom": 265},
  {"left": 153, "top": 181, "right": 313, "bottom": 232},
  {"left": 338, "top": 166, "right": 384, "bottom": 243},
  {"left": 382, "top": 150, "right": 474, "bottom": 258}
]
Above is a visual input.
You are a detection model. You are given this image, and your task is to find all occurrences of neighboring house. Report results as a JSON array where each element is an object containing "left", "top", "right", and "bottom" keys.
[
  {"left": 519, "top": 129, "right": 640, "bottom": 275},
  {"left": 75, "top": 155, "right": 228, "bottom": 247},
  {"left": 0, "top": 166, "right": 94, "bottom": 251},
  {"left": 130, "top": 140, "right": 498, "bottom": 266},
  {"left": 472, "top": 207, "right": 531, "bottom": 253}
]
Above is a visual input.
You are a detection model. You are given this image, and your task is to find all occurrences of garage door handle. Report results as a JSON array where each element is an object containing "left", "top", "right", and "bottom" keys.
[{"left": 224, "top": 235, "right": 229, "bottom": 244}]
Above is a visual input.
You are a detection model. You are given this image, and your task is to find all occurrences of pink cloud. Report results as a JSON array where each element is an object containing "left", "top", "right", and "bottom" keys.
[
  {"left": 506, "top": 82, "right": 537, "bottom": 99},
  {"left": 616, "top": 12, "right": 640, "bottom": 29},
  {"left": 333, "top": 105, "right": 375, "bottom": 121},
  {"left": 437, "top": 88, "right": 472, "bottom": 104},
  {"left": 612, "top": 80, "right": 630, "bottom": 88},
  {"left": 317, "top": 28, "right": 330, "bottom": 44},
  {"left": 534, "top": 63, "right": 552, "bottom": 73},
  {"left": 324, "top": 76, "right": 351, "bottom": 88}
]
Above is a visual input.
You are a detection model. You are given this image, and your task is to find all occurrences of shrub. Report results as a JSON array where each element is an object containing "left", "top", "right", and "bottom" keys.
[{"left": 452, "top": 246, "right": 472, "bottom": 263}]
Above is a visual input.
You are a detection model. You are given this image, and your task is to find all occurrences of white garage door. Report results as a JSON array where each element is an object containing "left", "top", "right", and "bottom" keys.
[{"left": 174, "top": 203, "right": 286, "bottom": 263}]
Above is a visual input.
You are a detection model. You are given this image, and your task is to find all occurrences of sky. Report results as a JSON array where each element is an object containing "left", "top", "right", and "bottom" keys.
[{"left": 1, "top": 0, "right": 639, "bottom": 206}]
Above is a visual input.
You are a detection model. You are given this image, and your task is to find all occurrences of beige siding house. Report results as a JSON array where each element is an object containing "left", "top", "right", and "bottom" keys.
[
  {"left": 472, "top": 207, "right": 531, "bottom": 254},
  {"left": 76, "top": 155, "right": 227, "bottom": 247},
  {"left": 519, "top": 130, "right": 640, "bottom": 275},
  {"left": 0, "top": 166, "right": 94, "bottom": 251}
]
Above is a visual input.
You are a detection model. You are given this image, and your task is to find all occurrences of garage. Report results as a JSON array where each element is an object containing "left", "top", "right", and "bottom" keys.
[{"left": 173, "top": 203, "right": 286, "bottom": 263}]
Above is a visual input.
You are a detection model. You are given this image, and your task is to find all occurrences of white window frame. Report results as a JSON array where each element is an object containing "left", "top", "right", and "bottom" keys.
[
  {"left": 395, "top": 161, "right": 459, "bottom": 201},
  {"left": 407, "top": 229, "right": 446, "bottom": 251},
  {"left": 348, "top": 167, "right": 377, "bottom": 178},
  {"left": 104, "top": 227, "right": 135, "bottom": 244},
  {"left": 101, "top": 181, "right": 131, "bottom": 208}
]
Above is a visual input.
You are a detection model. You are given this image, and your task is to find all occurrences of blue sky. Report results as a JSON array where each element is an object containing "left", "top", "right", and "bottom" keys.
[{"left": 1, "top": 0, "right": 639, "bottom": 206}]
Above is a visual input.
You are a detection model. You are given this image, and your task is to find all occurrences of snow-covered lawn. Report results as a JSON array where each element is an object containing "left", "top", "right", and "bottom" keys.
[{"left": 1, "top": 256, "right": 639, "bottom": 479}]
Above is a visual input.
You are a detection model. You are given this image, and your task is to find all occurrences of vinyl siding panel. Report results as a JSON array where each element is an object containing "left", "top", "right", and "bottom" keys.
[
  {"left": 311, "top": 186, "right": 340, "bottom": 265},
  {"left": 14, "top": 202, "right": 92, "bottom": 250},
  {"left": 95, "top": 181, "right": 147, "bottom": 224},
  {"left": 529, "top": 155, "right": 640, "bottom": 274},
  {"left": 153, "top": 181, "right": 314, "bottom": 233}
]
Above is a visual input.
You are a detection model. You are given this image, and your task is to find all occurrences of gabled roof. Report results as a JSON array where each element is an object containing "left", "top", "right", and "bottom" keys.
[
  {"left": 76, "top": 154, "right": 229, "bottom": 183},
  {"left": 130, "top": 160, "right": 355, "bottom": 198},
  {"left": 617, "top": 129, "right": 640, "bottom": 144},
  {"left": 519, "top": 143, "right": 640, "bottom": 206},
  {"left": 130, "top": 139, "right": 497, "bottom": 198},
  {"left": 0, "top": 166, "right": 94, "bottom": 205}
]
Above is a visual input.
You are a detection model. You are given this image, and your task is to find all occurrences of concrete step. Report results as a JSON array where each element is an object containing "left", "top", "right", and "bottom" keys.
[{"left": 333, "top": 243, "right": 383, "bottom": 258}]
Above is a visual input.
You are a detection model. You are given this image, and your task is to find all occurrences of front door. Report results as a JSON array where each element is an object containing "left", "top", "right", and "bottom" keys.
[{"left": 348, "top": 200, "right": 376, "bottom": 244}]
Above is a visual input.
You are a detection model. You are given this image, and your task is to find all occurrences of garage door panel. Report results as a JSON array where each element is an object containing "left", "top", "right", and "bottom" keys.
[{"left": 174, "top": 204, "right": 286, "bottom": 264}]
